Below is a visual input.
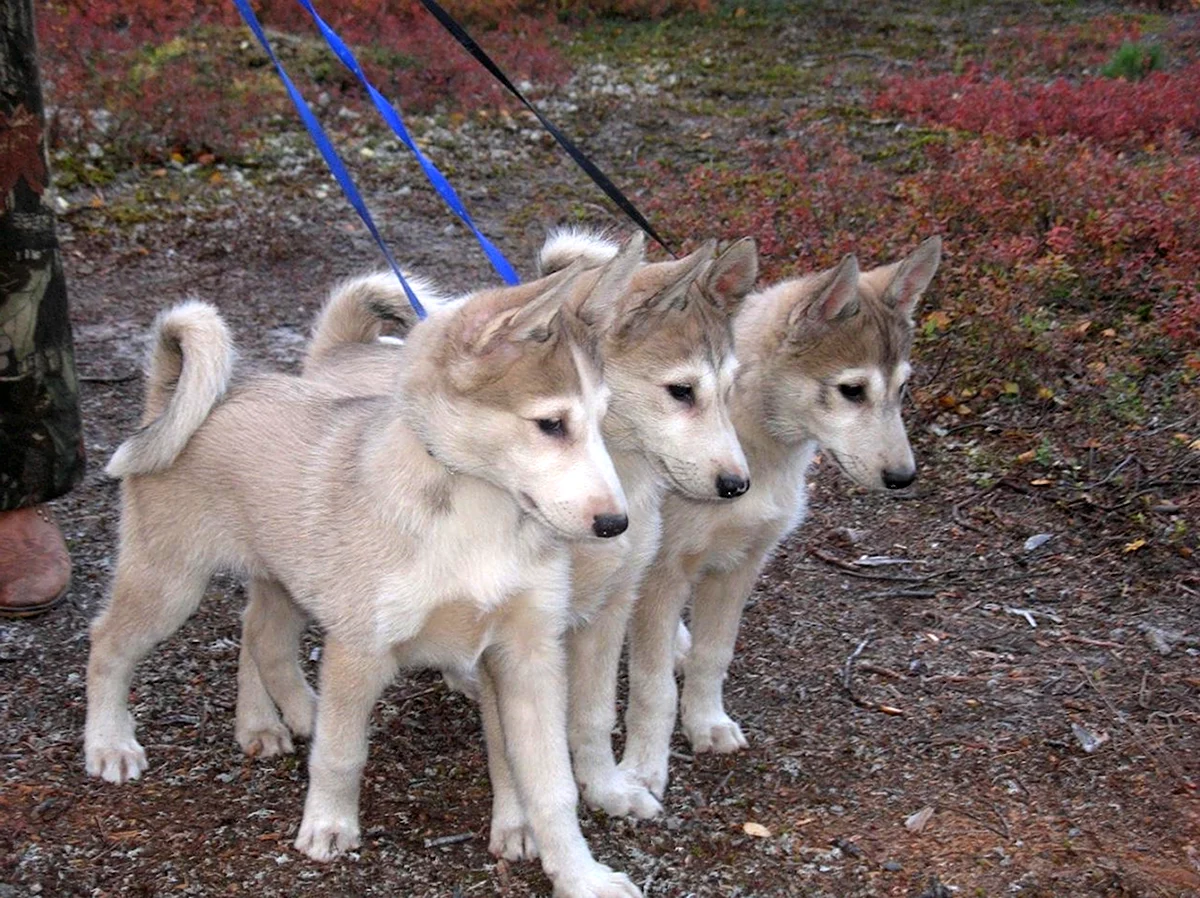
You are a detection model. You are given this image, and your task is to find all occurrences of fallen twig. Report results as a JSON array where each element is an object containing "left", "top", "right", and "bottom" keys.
[{"left": 423, "top": 832, "right": 474, "bottom": 849}]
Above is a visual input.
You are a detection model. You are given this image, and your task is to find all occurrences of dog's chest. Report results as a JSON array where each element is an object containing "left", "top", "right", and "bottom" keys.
[
  {"left": 671, "top": 442, "right": 816, "bottom": 575},
  {"left": 570, "top": 454, "right": 664, "bottom": 622},
  {"left": 370, "top": 491, "right": 559, "bottom": 654}
]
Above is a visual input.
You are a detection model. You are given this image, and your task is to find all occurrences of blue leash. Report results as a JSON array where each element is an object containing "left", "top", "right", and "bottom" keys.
[
  {"left": 230, "top": 0, "right": 427, "bottom": 318},
  {"left": 293, "top": 0, "right": 520, "bottom": 286}
]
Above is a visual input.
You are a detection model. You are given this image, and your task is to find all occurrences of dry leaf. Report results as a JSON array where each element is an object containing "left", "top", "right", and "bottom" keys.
[
  {"left": 904, "top": 806, "right": 935, "bottom": 833},
  {"left": 925, "top": 310, "right": 952, "bottom": 331},
  {"left": 743, "top": 822, "right": 771, "bottom": 838},
  {"left": 1123, "top": 538, "right": 1147, "bottom": 553},
  {"left": 1030, "top": 478, "right": 1053, "bottom": 486},
  {"left": 1016, "top": 449, "right": 1037, "bottom": 463}
]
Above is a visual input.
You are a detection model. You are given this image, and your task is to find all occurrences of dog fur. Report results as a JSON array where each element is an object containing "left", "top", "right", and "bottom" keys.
[
  {"left": 235, "top": 229, "right": 758, "bottom": 856},
  {"left": 615, "top": 238, "right": 943, "bottom": 799},
  {"left": 84, "top": 242, "right": 649, "bottom": 898}
]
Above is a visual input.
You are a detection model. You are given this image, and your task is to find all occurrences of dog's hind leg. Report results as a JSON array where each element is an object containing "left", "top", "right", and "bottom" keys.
[
  {"left": 85, "top": 552, "right": 210, "bottom": 784},
  {"left": 295, "top": 637, "right": 396, "bottom": 862},
  {"left": 679, "top": 552, "right": 769, "bottom": 755},
  {"left": 569, "top": 589, "right": 662, "bottom": 820},
  {"left": 236, "top": 577, "right": 315, "bottom": 757}
]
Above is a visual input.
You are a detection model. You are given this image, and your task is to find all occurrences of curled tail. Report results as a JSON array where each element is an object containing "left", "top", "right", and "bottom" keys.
[
  {"left": 537, "top": 227, "right": 621, "bottom": 275},
  {"left": 304, "top": 271, "right": 448, "bottom": 373},
  {"left": 106, "top": 301, "right": 234, "bottom": 478}
]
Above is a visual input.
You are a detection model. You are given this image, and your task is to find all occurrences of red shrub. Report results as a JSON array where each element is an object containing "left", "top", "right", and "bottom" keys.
[
  {"left": 873, "top": 64, "right": 1200, "bottom": 149},
  {"left": 983, "top": 15, "right": 1145, "bottom": 74},
  {"left": 37, "top": 0, "right": 571, "bottom": 163},
  {"left": 641, "top": 122, "right": 1199, "bottom": 401}
]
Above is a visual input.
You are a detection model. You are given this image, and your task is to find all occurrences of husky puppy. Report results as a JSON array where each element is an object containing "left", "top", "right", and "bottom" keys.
[
  {"left": 617, "top": 238, "right": 943, "bottom": 800},
  {"left": 235, "top": 230, "right": 758, "bottom": 858},
  {"left": 85, "top": 242, "right": 648, "bottom": 898}
]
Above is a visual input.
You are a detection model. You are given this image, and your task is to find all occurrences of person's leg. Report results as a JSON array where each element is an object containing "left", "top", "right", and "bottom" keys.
[{"left": 0, "top": 0, "right": 86, "bottom": 617}]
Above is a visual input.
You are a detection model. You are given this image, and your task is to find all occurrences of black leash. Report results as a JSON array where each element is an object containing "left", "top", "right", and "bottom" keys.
[{"left": 416, "top": 0, "right": 677, "bottom": 257}]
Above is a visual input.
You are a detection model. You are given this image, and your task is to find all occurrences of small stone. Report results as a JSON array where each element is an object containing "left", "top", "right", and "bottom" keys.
[{"left": 882, "top": 860, "right": 902, "bottom": 872}]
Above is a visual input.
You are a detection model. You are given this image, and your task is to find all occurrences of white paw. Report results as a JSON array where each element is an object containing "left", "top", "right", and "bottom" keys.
[
  {"left": 579, "top": 768, "right": 663, "bottom": 820},
  {"left": 552, "top": 862, "right": 642, "bottom": 898},
  {"left": 617, "top": 757, "right": 668, "bottom": 802},
  {"left": 489, "top": 819, "right": 538, "bottom": 861},
  {"left": 237, "top": 721, "right": 295, "bottom": 758},
  {"left": 85, "top": 738, "right": 148, "bottom": 784},
  {"left": 279, "top": 691, "right": 316, "bottom": 739},
  {"left": 294, "top": 814, "right": 360, "bottom": 862},
  {"left": 684, "top": 714, "right": 748, "bottom": 754}
]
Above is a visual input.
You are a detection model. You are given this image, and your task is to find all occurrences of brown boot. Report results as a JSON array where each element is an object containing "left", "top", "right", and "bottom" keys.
[{"left": 0, "top": 505, "right": 72, "bottom": 618}]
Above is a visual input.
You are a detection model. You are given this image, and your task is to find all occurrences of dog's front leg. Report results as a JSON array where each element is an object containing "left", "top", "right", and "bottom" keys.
[
  {"left": 679, "top": 548, "right": 771, "bottom": 754},
  {"left": 568, "top": 588, "right": 661, "bottom": 820},
  {"left": 478, "top": 667, "right": 537, "bottom": 861},
  {"left": 618, "top": 556, "right": 692, "bottom": 800},
  {"left": 295, "top": 637, "right": 396, "bottom": 862},
  {"left": 484, "top": 610, "right": 641, "bottom": 898}
]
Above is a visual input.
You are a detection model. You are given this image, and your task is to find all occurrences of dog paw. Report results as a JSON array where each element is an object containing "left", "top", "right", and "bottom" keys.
[
  {"left": 85, "top": 738, "right": 148, "bottom": 784},
  {"left": 552, "top": 862, "right": 642, "bottom": 898},
  {"left": 684, "top": 714, "right": 748, "bottom": 754},
  {"left": 580, "top": 768, "right": 663, "bottom": 820},
  {"left": 616, "top": 757, "right": 668, "bottom": 802},
  {"left": 279, "top": 692, "right": 316, "bottom": 740},
  {"left": 489, "top": 819, "right": 538, "bottom": 861},
  {"left": 237, "top": 721, "right": 295, "bottom": 758},
  {"left": 294, "top": 814, "right": 360, "bottom": 862}
]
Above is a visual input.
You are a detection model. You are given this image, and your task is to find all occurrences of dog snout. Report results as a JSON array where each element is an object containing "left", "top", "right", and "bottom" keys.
[
  {"left": 715, "top": 472, "right": 750, "bottom": 499},
  {"left": 882, "top": 468, "right": 916, "bottom": 490},
  {"left": 592, "top": 513, "right": 629, "bottom": 538}
]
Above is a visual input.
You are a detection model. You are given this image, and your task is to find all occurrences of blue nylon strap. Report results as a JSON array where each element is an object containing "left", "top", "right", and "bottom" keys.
[
  {"left": 294, "top": 0, "right": 520, "bottom": 286},
  {"left": 230, "top": 0, "right": 427, "bottom": 318}
]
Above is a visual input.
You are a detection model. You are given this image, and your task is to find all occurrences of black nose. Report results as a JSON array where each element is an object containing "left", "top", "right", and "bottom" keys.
[
  {"left": 592, "top": 513, "right": 629, "bottom": 538},
  {"left": 883, "top": 469, "right": 916, "bottom": 490},
  {"left": 716, "top": 473, "right": 750, "bottom": 499}
]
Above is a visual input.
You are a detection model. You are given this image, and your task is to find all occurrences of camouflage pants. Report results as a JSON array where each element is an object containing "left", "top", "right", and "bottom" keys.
[{"left": 0, "top": 0, "right": 85, "bottom": 511}]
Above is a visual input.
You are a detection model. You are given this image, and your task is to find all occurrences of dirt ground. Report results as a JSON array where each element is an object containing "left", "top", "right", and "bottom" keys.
[{"left": 3, "top": 2, "right": 1198, "bottom": 896}]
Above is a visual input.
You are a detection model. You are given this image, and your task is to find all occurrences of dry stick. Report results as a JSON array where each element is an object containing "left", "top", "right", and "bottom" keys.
[
  {"left": 841, "top": 637, "right": 874, "bottom": 710},
  {"left": 807, "top": 548, "right": 936, "bottom": 583}
]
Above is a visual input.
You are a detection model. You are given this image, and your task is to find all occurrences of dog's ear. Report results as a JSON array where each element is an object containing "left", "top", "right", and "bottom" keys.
[
  {"left": 575, "top": 230, "right": 646, "bottom": 326},
  {"left": 863, "top": 236, "right": 942, "bottom": 322},
  {"left": 466, "top": 261, "right": 590, "bottom": 354},
  {"left": 612, "top": 239, "right": 715, "bottom": 332},
  {"left": 701, "top": 237, "right": 758, "bottom": 314},
  {"left": 788, "top": 254, "right": 861, "bottom": 332}
]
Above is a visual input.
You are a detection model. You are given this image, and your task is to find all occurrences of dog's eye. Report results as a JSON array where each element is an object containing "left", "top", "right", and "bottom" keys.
[
  {"left": 838, "top": 383, "right": 867, "bottom": 403},
  {"left": 537, "top": 418, "right": 566, "bottom": 438},
  {"left": 667, "top": 384, "right": 695, "bottom": 405}
]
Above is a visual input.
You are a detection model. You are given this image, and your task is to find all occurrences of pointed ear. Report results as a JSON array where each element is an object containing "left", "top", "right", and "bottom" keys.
[
  {"left": 880, "top": 236, "right": 942, "bottom": 320},
  {"left": 788, "top": 254, "right": 860, "bottom": 331},
  {"left": 702, "top": 237, "right": 758, "bottom": 313},
  {"left": 575, "top": 230, "right": 646, "bottom": 324},
  {"left": 618, "top": 239, "right": 715, "bottom": 321},
  {"left": 460, "top": 261, "right": 584, "bottom": 354}
]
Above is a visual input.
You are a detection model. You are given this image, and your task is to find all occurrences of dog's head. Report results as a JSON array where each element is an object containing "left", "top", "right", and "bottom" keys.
[
  {"left": 400, "top": 235, "right": 646, "bottom": 540},
  {"left": 575, "top": 238, "right": 757, "bottom": 501},
  {"left": 748, "top": 236, "right": 941, "bottom": 491}
]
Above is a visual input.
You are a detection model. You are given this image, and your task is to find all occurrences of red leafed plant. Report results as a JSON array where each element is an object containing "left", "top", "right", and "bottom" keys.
[
  {"left": 872, "top": 63, "right": 1200, "bottom": 150},
  {"left": 36, "top": 0, "right": 572, "bottom": 164}
]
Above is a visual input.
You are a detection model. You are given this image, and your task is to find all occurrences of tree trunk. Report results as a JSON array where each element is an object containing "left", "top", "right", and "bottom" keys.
[{"left": 0, "top": 0, "right": 85, "bottom": 509}]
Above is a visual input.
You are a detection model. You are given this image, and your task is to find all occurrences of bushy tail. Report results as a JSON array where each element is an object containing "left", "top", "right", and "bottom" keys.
[
  {"left": 537, "top": 227, "right": 621, "bottom": 276},
  {"left": 106, "top": 301, "right": 234, "bottom": 478},
  {"left": 304, "top": 272, "right": 448, "bottom": 373}
]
